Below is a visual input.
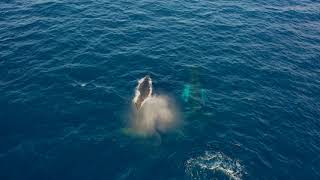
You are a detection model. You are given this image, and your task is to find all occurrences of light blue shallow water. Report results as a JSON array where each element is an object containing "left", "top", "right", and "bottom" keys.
[{"left": 0, "top": 0, "right": 320, "bottom": 179}]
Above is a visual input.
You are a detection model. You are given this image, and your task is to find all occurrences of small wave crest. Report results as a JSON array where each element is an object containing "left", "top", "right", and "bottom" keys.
[{"left": 185, "top": 151, "right": 245, "bottom": 180}]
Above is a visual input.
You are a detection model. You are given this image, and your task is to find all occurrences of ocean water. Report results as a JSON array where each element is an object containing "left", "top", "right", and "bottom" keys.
[{"left": 1, "top": 0, "right": 320, "bottom": 179}]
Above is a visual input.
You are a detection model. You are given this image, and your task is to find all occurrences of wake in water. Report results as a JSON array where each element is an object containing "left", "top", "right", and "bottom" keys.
[{"left": 129, "top": 76, "right": 180, "bottom": 135}]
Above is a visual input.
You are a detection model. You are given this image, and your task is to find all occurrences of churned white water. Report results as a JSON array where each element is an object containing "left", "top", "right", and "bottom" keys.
[{"left": 185, "top": 151, "right": 245, "bottom": 180}]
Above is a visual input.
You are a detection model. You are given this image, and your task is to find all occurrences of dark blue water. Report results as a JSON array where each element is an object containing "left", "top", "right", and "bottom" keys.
[{"left": 1, "top": 0, "right": 320, "bottom": 179}]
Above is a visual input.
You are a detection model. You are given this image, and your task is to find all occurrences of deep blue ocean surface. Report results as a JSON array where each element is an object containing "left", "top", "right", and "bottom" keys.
[{"left": 1, "top": 0, "right": 320, "bottom": 179}]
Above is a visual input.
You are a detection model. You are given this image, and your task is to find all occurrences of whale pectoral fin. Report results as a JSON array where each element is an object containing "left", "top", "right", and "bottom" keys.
[{"left": 182, "top": 84, "right": 191, "bottom": 103}]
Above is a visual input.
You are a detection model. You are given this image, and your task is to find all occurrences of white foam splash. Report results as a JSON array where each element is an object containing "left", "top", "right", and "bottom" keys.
[
  {"left": 134, "top": 95, "right": 179, "bottom": 133},
  {"left": 185, "top": 151, "right": 245, "bottom": 180}
]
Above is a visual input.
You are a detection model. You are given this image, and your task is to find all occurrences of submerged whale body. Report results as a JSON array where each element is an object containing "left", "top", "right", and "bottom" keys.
[{"left": 133, "top": 75, "right": 152, "bottom": 110}]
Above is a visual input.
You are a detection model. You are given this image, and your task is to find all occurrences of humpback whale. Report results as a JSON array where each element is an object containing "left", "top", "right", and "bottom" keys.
[
  {"left": 133, "top": 75, "right": 152, "bottom": 110},
  {"left": 128, "top": 75, "right": 180, "bottom": 135}
]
